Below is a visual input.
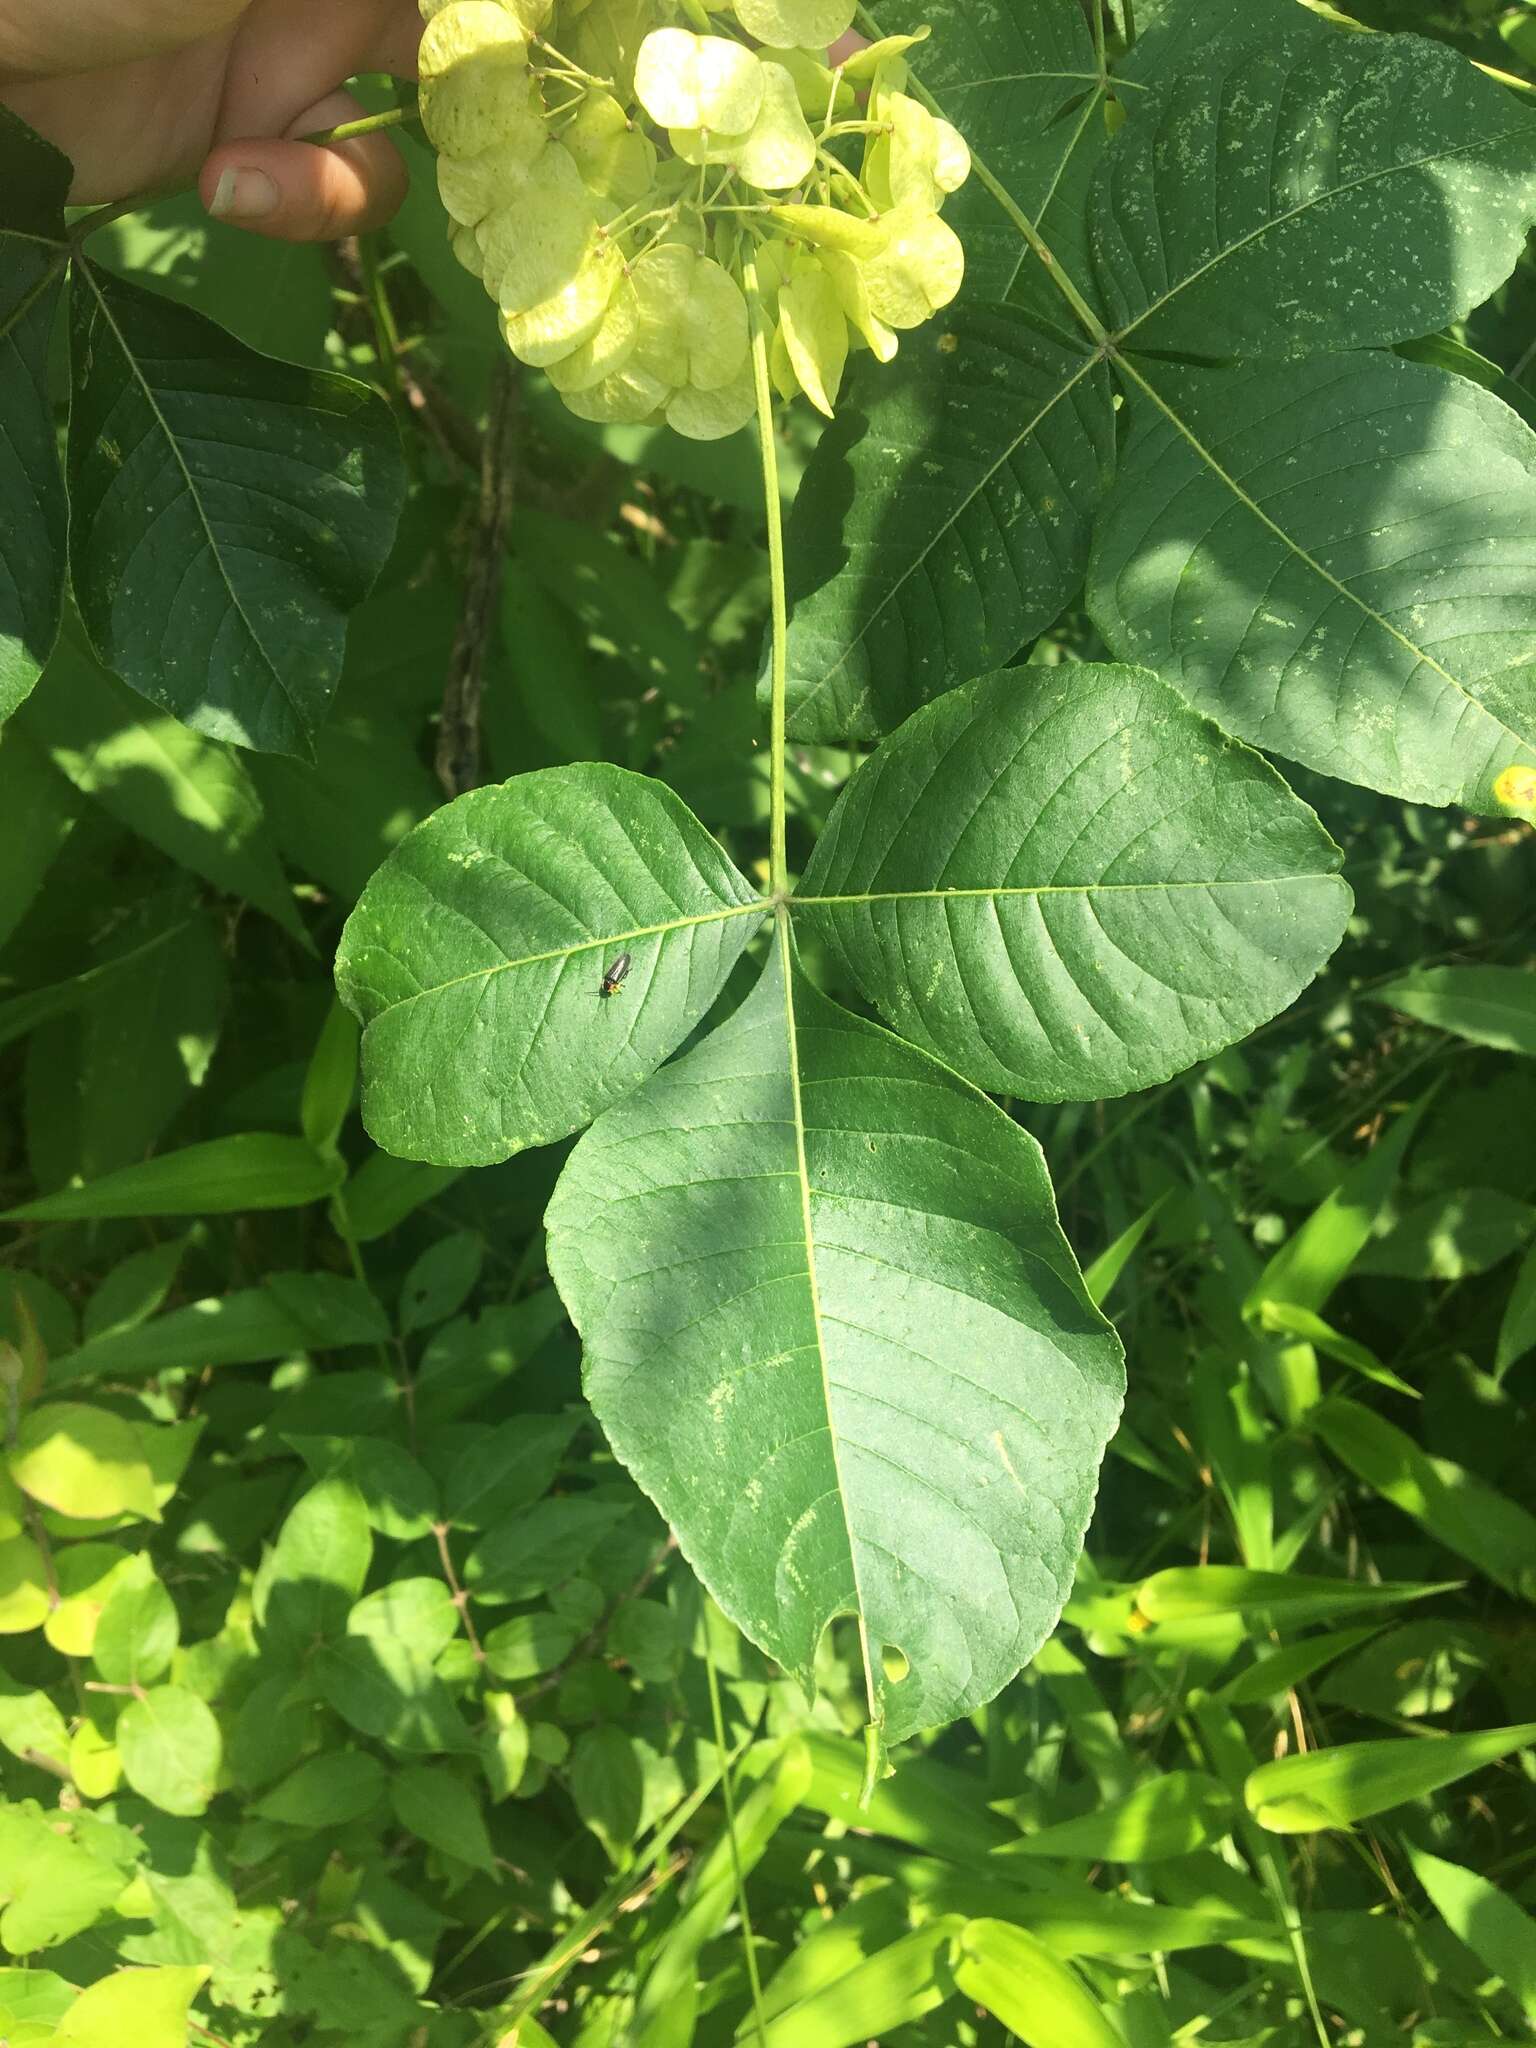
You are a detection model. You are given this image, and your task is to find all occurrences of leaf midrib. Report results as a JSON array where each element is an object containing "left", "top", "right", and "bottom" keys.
[
  {"left": 775, "top": 915, "right": 878, "bottom": 1725},
  {"left": 365, "top": 899, "right": 768, "bottom": 1018},
  {"left": 75, "top": 261, "right": 298, "bottom": 730},
  {"left": 797, "top": 874, "right": 1339, "bottom": 906}
]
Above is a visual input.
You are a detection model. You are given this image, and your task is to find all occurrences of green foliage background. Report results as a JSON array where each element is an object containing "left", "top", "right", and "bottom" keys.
[{"left": 0, "top": 0, "right": 1535, "bottom": 2043}]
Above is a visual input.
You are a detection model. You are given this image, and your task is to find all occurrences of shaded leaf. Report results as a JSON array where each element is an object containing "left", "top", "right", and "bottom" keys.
[
  {"left": 1093, "top": 33, "right": 1536, "bottom": 358},
  {"left": 253, "top": 1477, "right": 373, "bottom": 1650},
  {"left": 249, "top": 1749, "right": 386, "bottom": 1828},
  {"left": 1089, "top": 353, "right": 1536, "bottom": 808},
  {"left": 781, "top": 308, "right": 1113, "bottom": 742},
  {"left": 0, "top": 108, "right": 69, "bottom": 722},
  {"left": 67, "top": 261, "right": 402, "bottom": 756},
  {"left": 390, "top": 1764, "right": 498, "bottom": 1873},
  {"left": 5, "top": 1133, "right": 344, "bottom": 1223},
  {"left": 1407, "top": 1846, "right": 1536, "bottom": 2025},
  {"left": 1312, "top": 1395, "right": 1536, "bottom": 1600},
  {"left": 20, "top": 630, "right": 308, "bottom": 942},
  {"left": 466, "top": 1496, "right": 627, "bottom": 1604},
  {"left": 313, "top": 1635, "right": 478, "bottom": 1755},
  {"left": 53, "top": 1273, "right": 387, "bottom": 1386}
]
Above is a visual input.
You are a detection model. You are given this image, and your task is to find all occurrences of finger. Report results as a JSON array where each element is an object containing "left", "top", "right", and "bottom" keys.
[
  {"left": 368, "top": 0, "right": 424, "bottom": 79},
  {"left": 200, "top": 88, "right": 408, "bottom": 241}
]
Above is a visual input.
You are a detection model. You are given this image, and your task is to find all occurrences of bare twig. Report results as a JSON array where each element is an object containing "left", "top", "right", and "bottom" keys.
[{"left": 436, "top": 357, "right": 519, "bottom": 798}]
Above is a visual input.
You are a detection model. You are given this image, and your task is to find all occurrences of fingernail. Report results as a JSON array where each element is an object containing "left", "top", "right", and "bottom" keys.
[{"left": 208, "top": 167, "right": 280, "bottom": 222}]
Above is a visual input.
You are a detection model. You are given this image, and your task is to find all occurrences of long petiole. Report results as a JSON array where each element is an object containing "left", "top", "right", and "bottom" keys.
[{"left": 744, "top": 255, "right": 789, "bottom": 900}]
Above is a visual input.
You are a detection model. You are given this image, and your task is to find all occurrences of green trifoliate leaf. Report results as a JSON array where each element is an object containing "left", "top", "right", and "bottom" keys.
[
  {"left": 547, "top": 931, "right": 1125, "bottom": 1745},
  {"left": 66, "top": 265, "right": 403, "bottom": 758},
  {"left": 782, "top": 304, "right": 1114, "bottom": 741},
  {"left": 419, "top": 1, "right": 531, "bottom": 159},
  {"left": 634, "top": 30, "right": 765, "bottom": 133},
  {"left": 1093, "top": 32, "right": 1536, "bottom": 360},
  {"left": 335, "top": 765, "right": 764, "bottom": 1166},
  {"left": 732, "top": 0, "right": 855, "bottom": 49},
  {"left": 798, "top": 665, "right": 1351, "bottom": 1101},
  {"left": 0, "top": 109, "right": 70, "bottom": 725},
  {"left": 1088, "top": 354, "right": 1536, "bottom": 809}
]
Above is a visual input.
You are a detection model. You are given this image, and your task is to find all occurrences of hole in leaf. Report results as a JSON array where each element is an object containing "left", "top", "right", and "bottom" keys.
[{"left": 881, "top": 1643, "right": 910, "bottom": 1684}]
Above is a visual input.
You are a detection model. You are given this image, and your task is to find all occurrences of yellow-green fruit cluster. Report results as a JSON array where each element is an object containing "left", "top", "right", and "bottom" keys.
[{"left": 417, "top": 0, "right": 970, "bottom": 437}]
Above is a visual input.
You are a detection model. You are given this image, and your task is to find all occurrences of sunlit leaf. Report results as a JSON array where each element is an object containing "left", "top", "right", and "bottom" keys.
[
  {"left": 337, "top": 765, "right": 764, "bottom": 1166},
  {"left": 798, "top": 664, "right": 1350, "bottom": 1099},
  {"left": 548, "top": 933, "right": 1124, "bottom": 1744}
]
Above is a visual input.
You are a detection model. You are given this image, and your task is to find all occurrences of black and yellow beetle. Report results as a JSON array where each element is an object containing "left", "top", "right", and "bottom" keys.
[{"left": 598, "top": 952, "right": 633, "bottom": 999}]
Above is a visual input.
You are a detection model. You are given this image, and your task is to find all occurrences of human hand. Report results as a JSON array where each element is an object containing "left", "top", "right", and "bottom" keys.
[{"left": 0, "top": 0, "right": 422, "bottom": 239}]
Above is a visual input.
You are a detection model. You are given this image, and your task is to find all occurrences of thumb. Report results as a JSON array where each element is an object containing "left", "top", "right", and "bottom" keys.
[{"left": 200, "top": 89, "right": 407, "bottom": 242}]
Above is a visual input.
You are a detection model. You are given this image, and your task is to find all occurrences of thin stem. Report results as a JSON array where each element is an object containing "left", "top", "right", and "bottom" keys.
[
  {"left": 1091, "top": 0, "right": 1107, "bottom": 75},
  {"left": 355, "top": 232, "right": 404, "bottom": 398},
  {"left": 744, "top": 256, "right": 789, "bottom": 898},
  {"left": 704, "top": 1619, "right": 769, "bottom": 2048},
  {"left": 1121, "top": 0, "right": 1137, "bottom": 45},
  {"left": 432, "top": 1520, "right": 486, "bottom": 1664},
  {"left": 301, "top": 102, "right": 416, "bottom": 148}
]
